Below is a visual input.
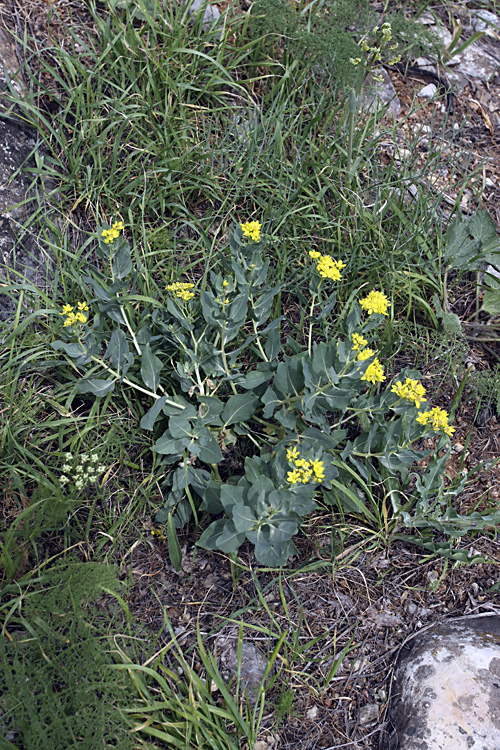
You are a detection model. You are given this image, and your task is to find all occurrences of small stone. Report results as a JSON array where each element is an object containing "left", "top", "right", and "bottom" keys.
[
  {"left": 359, "top": 703, "right": 379, "bottom": 725},
  {"left": 216, "top": 633, "right": 271, "bottom": 701},
  {"left": 418, "top": 83, "right": 438, "bottom": 99},
  {"left": 306, "top": 705, "right": 319, "bottom": 720},
  {"left": 453, "top": 442, "right": 464, "bottom": 452}
]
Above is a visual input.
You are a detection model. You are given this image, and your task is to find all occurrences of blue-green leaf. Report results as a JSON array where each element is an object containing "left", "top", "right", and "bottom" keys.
[
  {"left": 221, "top": 394, "right": 260, "bottom": 426},
  {"left": 75, "top": 378, "right": 115, "bottom": 397},
  {"left": 105, "top": 328, "right": 132, "bottom": 373},
  {"left": 140, "top": 396, "right": 167, "bottom": 431},
  {"left": 52, "top": 340, "right": 88, "bottom": 359},
  {"left": 141, "top": 343, "right": 163, "bottom": 393}
]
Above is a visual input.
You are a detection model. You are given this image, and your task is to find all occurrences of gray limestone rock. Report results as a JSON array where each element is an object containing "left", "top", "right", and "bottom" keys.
[
  {"left": 471, "top": 10, "right": 500, "bottom": 37},
  {"left": 216, "top": 632, "right": 271, "bottom": 701},
  {"left": 362, "top": 68, "right": 401, "bottom": 120},
  {"left": 390, "top": 616, "right": 500, "bottom": 750},
  {"left": 0, "top": 29, "right": 54, "bottom": 319},
  {"left": 188, "top": 0, "right": 221, "bottom": 34}
]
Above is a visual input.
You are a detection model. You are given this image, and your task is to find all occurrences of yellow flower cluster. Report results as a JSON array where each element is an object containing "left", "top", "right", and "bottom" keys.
[
  {"left": 166, "top": 281, "right": 195, "bottom": 302},
  {"left": 361, "top": 357, "right": 385, "bottom": 384},
  {"left": 286, "top": 446, "right": 325, "bottom": 485},
  {"left": 309, "top": 251, "right": 345, "bottom": 281},
  {"left": 357, "top": 347, "right": 376, "bottom": 361},
  {"left": 351, "top": 333, "right": 368, "bottom": 351},
  {"left": 354, "top": 345, "right": 385, "bottom": 384},
  {"left": 101, "top": 220, "right": 124, "bottom": 244},
  {"left": 240, "top": 221, "right": 262, "bottom": 242},
  {"left": 391, "top": 378, "right": 427, "bottom": 409},
  {"left": 360, "top": 290, "right": 389, "bottom": 316},
  {"left": 61, "top": 301, "right": 89, "bottom": 327},
  {"left": 417, "top": 407, "right": 455, "bottom": 437}
]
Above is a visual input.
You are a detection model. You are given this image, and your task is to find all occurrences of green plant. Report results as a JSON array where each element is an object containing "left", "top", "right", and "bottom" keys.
[
  {"left": 0, "top": 560, "right": 134, "bottom": 750},
  {"left": 43, "top": 219, "right": 463, "bottom": 566},
  {"left": 113, "top": 617, "right": 271, "bottom": 749}
]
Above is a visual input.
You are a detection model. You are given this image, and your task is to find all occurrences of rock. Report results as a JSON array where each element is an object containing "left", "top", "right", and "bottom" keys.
[
  {"left": 390, "top": 616, "right": 500, "bottom": 750},
  {"left": 188, "top": 0, "right": 221, "bottom": 34},
  {"left": 359, "top": 703, "right": 379, "bottom": 725},
  {"left": 417, "top": 83, "right": 438, "bottom": 99},
  {"left": 216, "top": 632, "right": 270, "bottom": 701},
  {"left": 471, "top": 10, "right": 500, "bottom": 37},
  {"left": 416, "top": 18, "right": 499, "bottom": 91},
  {"left": 0, "top": 32, "right": 54, "bottom": 320},
  {"left": 362, "top": 68, "right": 401, "bottom": 119}
]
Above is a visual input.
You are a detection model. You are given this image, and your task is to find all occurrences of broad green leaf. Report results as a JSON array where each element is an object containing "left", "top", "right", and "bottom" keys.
[
  {"left": 197, "top": 394, "right": 224, "bottom": 423},
  {"left": 105, "top": 328, "right": 132, "bottom": 373},
  {"left": 237, "top": 368, "right": 274, "bottom": 390},
  {"left": 199, "top": 481, "right": 224, "bottom": 514},
  {"left": 232, "top": 503, "right": 257, "bottom": 533},
  {"left": 141, "top": 343, "right": 163, "bottom": 393},
  {"left": 196, "top": 432, "right": 223, "bottom": 464},
  {"left": 152, "top": 431, "right": 184, "bottom": 456},
  {"left": 169, "top": 417, "right": 193, "bottom": 440},
  {"left": 112, "top": 243, "right": 132, "bottom": 279},
  {"left": 215, "top": 520, "right": 246, "bottom": 554},
  {"left": 262, "top": 387, "right": 281, "bottom": 418},
  {"left": 250, "top": 532, "right": 297, "bottom": 566},
  {"left": 140, "top": 396, "right": 167, "bottom": 431},
  {"left": 52, "top": 340, "right": 87, "bottom": 359},
  {"left": 221, "top": 394, "right": 260, "bottom": 426},
  {"left": 265, "top": 327, "right": 281, "bottom": 360},
  {"left": 75, "top": 378, "right": 115, "bottom": 397},
  {"left": 197, "top": 519, "right": 227, "bottom": 550},
  {"left": 220, "top": 484, "right": 246, "bottom": 513}
]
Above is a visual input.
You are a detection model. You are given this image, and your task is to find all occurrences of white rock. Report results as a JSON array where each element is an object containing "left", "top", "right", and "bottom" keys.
[
  {"left": 471, "top": 10, "right": 500, "bottom": 36},
  {"left": 391, "top": 617, "right": 500, "bottom": 750},
  {"left": 418, "top": 83, "right": 438, "bottom": 99},
  {"left": 188, "top": 0, "right": 221, "bottom": 32}
]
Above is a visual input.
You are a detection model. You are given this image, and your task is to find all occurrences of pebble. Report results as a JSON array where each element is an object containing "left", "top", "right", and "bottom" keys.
[{"left": 418, "top": 83, "right": 438, "bottom": 99}]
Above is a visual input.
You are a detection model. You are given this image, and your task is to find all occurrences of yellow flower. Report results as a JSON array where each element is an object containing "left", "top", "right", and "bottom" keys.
[
  {"left": 311, "top": 459, "right": 325, "bottom": 482},
  {"left": 357, "top": 348, "right": 376, "bottom": 361},
  {"left": 287, "top": 455, "right": 324, "bottom": 484},
  {"left": 166, "top": 281, "right": 195, "bottom": 302},
  {"left": 417, "top": 407, "right": 455, "bottom": 436},
  {"left": 287, "top": 469, "right": 303, "bottom": 485},
  {"left": 315, "top": 255, "right": 345, "bottom": 281},
  {"left": 309, "top": 250, "right": 321, "bottom": 259},
  {"left": 391, "top": 378, "right": 427, "bottom": 409},
  {"left": 222, "top": 280, "right": 229, "bottom": 288},
  {"left": 351, "top": 333, "right": 368, "bottom": 351},
  {"left": 360, "top": 290, "right": 389, "bottom": 316},
  {"left": 240, "top": 221, "right": 262, "bottom": 242},
  {"left": 101, "top": 220, "right": 124, "bottom": 245},
  {"left": 61, "top": 302, "right": 89, "bottom": 328},
  {"left": 361, "top": 358, "right": 385, "bottom": 384}
]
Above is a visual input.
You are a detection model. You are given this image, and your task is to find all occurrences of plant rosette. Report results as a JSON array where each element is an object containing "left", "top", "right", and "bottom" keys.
[{"left": 49, "top": 219, "right": 478, "bottom": 567}]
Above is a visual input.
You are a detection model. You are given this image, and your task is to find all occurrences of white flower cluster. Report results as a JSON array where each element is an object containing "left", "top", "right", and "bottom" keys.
[{"left": 60, "top": 452, "right": 106, "bottom": 491}]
